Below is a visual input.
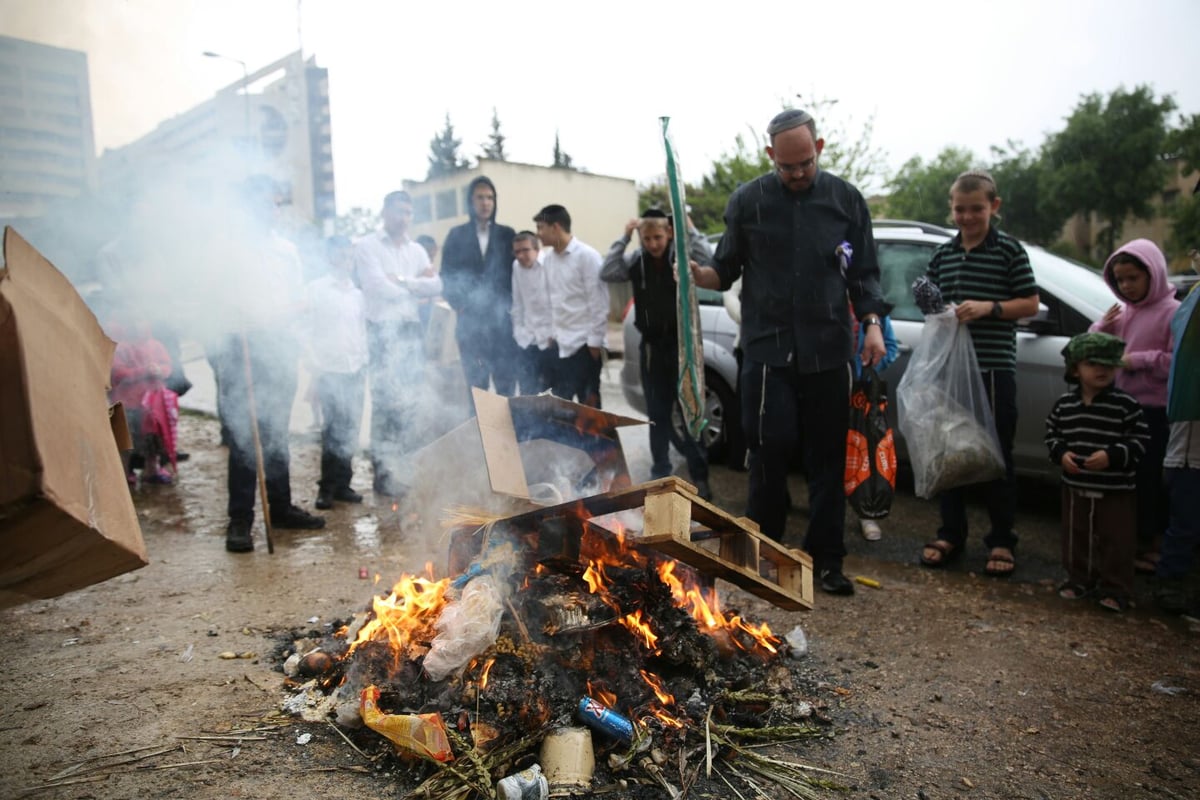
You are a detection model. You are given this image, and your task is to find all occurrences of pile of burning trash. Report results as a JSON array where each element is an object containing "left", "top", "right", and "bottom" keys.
[{"left": 278, "top": 508, "right": 840, "bottom": 799}]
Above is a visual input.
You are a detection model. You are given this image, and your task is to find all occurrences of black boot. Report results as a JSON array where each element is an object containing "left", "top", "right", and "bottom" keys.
[
  {"left": 333, "top": 487, "right": 363, "bottom": 503},
  {"left": 225, "top": 518, "right": 253, "bottom": 552},
  {"left": 273, "top": 505, "right": 326, "bottom": 529},
  {"left": 315, "top": 489, "right": 334, "bottom": 510}
]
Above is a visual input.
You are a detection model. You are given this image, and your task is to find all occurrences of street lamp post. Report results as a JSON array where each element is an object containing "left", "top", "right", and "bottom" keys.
[{"left": 202, "top": 51, "right": 252, "bottom": 152}]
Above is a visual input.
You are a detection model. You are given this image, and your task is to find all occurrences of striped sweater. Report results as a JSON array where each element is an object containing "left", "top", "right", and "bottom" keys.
[{"left": 1045, "top": 386, "right": 1149, "bottom": 491}]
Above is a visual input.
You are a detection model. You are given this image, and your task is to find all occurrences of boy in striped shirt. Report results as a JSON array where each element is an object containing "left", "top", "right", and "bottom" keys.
[
  {"left": 920, "top": 171, "right": 1040, "bottom": 577},
  {"left": 1046, "top": 332, "right": 1149, "bottom": 612}
]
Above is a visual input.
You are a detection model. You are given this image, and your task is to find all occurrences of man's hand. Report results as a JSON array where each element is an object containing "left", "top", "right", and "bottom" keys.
[
  {"left": 861, "top": 325, "right": 885, "bottom": 368},
  {"left": 588, "top": 346, "right": 603, "bottom": 360}
]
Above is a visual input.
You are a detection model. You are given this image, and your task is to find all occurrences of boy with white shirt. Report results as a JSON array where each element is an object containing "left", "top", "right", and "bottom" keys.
[
  {"left": 305, "top": 236, "right": 368, "bottom": 510},
  {"left": 353, "top": 190, "right": 442, "bottom": 497},
  {"left": 533, "top": 204, "right": 608, "bottom": 408},
  {"left": 510, "top": 230, "right": 553, "bottom": 394}
]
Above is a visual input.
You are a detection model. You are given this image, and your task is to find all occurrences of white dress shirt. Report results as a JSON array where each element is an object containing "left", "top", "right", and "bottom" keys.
[
  {"left": 353, "top": 230, "right": 442, "bottom": 324},
  {"left": 304, "top": 273, "right": 368, "bottom": 374},
  {"left": 542, "top": 237, "right": 609, "bottom": 358},
  {"left": 511, "top": 254, "right": 553, "bottom": 349}
]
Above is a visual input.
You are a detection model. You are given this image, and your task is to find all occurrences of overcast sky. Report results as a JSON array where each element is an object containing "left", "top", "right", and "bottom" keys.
[{"left": 3, "top": 0, "right": 1198, "bottom": 213}]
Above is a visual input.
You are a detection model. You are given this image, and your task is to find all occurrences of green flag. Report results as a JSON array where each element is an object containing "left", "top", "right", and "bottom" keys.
[{"left": 660, "top": 117, "right": 706, "bottom": 439}]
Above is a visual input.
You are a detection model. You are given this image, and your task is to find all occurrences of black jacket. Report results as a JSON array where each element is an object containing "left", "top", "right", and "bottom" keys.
[
  {"left": 712, "top": 169, "right": 891, "bottom": 372},
  {"left": 440, "top": 175, "right": 516, "bottom": 338}
]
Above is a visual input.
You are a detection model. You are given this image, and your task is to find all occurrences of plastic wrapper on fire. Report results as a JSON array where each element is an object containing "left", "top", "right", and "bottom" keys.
[
  {"left": 422, "top": 574, "right": 504, "bottom": 681},
  {"left": 360, "top": 685, "right": 454, "bottom": 762}
]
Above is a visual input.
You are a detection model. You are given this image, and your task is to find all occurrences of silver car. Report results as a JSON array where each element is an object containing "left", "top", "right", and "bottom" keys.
[{"left": 620, "top": 221, "right": 1114, "bottom": 481}]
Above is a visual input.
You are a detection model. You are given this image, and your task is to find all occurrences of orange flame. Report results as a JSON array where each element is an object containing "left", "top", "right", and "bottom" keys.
[
  {"left": 582, "top": 560, "right": 608, "bottom": 593},
  {"left": 348, "top": 570, "right": 451, "bottom": 668},
  {"left": 587, "top": 681, "right": 618, "bottom": 709},
  {"left": 620, "top": 610, "right": 659, "bottom": 652},
  {"left": 478, "top": 657, "right": 496, "bottom": 690},
  {"left": 657, "top": 561, "right": 780, "bottom": 654},
  {"left": 638, "top": 670, "right": 685, "bottom": 729}
]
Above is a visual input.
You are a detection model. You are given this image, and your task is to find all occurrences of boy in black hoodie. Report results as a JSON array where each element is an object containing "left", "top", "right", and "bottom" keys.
[
  {"left": 601, "top": 209, "right": 714, "bottom": 500},
  {"left": 440, "top": 176, "right": 517, "bottom": 412}
]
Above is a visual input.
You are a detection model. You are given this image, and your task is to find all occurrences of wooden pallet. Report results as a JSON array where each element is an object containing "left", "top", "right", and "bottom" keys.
[{"left": 470, "top": 477, "right": 813, "bottom": 611}]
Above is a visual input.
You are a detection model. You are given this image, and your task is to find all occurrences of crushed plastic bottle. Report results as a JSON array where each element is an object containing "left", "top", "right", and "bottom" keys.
[{"left": 785, "top": 625, "right": 808, "bottom": 658}]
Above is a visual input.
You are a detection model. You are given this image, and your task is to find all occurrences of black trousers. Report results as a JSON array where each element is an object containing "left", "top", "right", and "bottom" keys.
[
  {"left": 367, "top": 320, "right": 422, "bottom": 485},
  {"left": 1135, "top": 406, "right": 1169, "bottom": 552},
  {"left": 741, "top": 360, "right": 849, "bottom": 570},
  {"left": 938, "top": 369, "right": 1018, "bottom": 551},
  {"left": 640, "top": 338, "right": 707, "bottom": 482},
  {"left": 516, "top": 344, "right": 554, "bottom": 396},
  {"left": 210, "top": 333, "right": 298, "bottom": 523},
  {"left": 316, "top": 369, "right": 365, "bottom": 493},
  {"left": 551, "top": 347, "right": 602, "bottom": 408},
  {"left": 457, "top": 321, "right": 518, "bottom": 410}
]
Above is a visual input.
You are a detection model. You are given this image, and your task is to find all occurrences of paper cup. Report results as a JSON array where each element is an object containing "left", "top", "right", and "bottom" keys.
[{"left": 539, "top": 727, "right": 595, "bottom": 790}]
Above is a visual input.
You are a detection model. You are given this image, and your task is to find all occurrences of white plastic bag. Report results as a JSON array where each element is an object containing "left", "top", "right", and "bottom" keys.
[
  {"left": 422, "top": 576, "right": 504, "bottom": 681},
  {"left": 896, "top": 308, "right": 1006, "bottom": 498}
]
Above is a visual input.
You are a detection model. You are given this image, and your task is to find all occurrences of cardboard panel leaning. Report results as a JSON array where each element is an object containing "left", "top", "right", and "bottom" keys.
[{"left": 0, "top": 226, "right": 147, "bottom": 609}]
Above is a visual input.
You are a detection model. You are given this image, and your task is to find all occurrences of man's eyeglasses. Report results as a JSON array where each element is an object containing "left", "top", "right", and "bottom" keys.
[{"left": 776, "top": 156, "right": 817, "bottom": 176}]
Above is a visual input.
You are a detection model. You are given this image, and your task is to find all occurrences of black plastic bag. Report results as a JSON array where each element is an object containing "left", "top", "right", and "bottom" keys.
[{"left": 844, "top": 371, "right": 896, "bottom": 519}]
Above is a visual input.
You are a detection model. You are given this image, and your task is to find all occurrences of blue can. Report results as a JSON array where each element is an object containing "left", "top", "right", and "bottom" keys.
[{"left": 576, "top": 696, "right": 633, "bottom": 743}]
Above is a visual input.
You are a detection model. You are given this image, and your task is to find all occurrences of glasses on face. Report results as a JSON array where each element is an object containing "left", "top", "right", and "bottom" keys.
[{"left": 776, "top": 156, "right": 817, "bottom": 176}]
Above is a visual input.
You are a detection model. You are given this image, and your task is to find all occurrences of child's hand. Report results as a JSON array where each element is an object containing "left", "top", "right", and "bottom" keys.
[
  {"left": 953, "top": 300, "right": 990, "bottom": 322},
  {"left": 624, "top": 218, "right": 640, "bottom": 238},
  {"left": 1102, "top": 304, "right": 1122, "bottom": 325},
  {"left": 1082, "top": 450, "right": 1110, "bottom": 471},
  {"left": 1061, "top": 452, "right": 1083, "bottom": 474}
]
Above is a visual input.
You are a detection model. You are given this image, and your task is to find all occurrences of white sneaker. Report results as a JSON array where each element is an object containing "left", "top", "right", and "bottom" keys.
[{"left": 860, "top": 519, "right": 882, "bottom": 541}]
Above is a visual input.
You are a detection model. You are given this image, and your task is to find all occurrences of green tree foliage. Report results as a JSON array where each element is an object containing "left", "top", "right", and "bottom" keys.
[
  {"left": 334, "top": 206, "right": 378, "bottom": 238},
  {"left": 482, "top": 107, "right": 507, "bottom": 161},
  {"left": 881, "top": 146, "right": 974, "bottom": 225},
  {"left": 552, "top": 131, "right": 575, "bottom": 170},
  {"left": 427, "top": 113, "right": 470, "bottom": 179},
  {"left": 1043, "top": 85, "right": 1177, "bottom": 257},
  {"left": 1166, "top": 113, "right": 1200, "bottom": 257},
  {"left": 987, "top": 141, "right": 1063, "bottom": 245}
]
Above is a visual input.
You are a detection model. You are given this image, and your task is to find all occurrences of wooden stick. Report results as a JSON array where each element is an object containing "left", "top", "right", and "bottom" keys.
[{"left": 239, "top": 333, "right": 274, "bottom": 554}]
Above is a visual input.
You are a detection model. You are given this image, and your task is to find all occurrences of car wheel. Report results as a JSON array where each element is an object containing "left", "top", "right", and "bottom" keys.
[{"left": 672, "top": 369, "right": 745, "bottom": 468}]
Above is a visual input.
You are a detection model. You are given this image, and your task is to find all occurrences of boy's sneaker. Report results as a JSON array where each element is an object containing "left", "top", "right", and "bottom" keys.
[
  {"left": 273, "top": 505, "right": 326, "bottom": 530},
  {"left": 860, "top": 519, "right": 882, "bottom": 541}
]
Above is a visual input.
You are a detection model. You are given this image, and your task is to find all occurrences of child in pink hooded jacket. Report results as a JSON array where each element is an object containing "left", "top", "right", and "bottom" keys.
[{"left": 1089, "top": 238, "right": 1180, "bottom": 572}]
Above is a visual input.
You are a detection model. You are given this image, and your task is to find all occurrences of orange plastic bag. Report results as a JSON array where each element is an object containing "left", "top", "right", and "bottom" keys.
[{"left": 360, "top": 685, "right": 454, "bottom": 762}]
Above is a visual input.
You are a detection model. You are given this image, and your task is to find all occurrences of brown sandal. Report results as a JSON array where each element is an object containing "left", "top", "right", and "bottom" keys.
[
  {"left": 920, "top": 539, "right": 960, "bottom": 568},
  {"left": 984, "top": 548, "right": 1015, "bottom": 578}
]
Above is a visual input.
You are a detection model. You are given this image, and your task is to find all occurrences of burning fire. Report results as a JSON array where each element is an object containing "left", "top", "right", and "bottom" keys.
[
  {"left": 639, "top": 669, "right": 685, "bottom": 729},
  {"left": 656, "top": 562, "right": 780, "bottom": 655},
  {"left": 620, "top": 610, "right": 660, "bottom": 652},
  {"left": 348, "top": 563, "right": 450, "bottom": 669}
]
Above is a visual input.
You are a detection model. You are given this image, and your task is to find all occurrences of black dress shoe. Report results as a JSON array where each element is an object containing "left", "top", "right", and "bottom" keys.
[
  {"left": 333, "top": 487, "right": 363, "bottom": 503},
  {"left": 273, "top": 505, "right": 326, "bottom": 529},
  {"left": 818, "top": 568, "right": 855, "bottom": 596},
  {"left": 315, "top": 490, "right": 333, "bottom": 510},
  {"left": 225, "top": 519, "right": 254, "bottom": 552}
]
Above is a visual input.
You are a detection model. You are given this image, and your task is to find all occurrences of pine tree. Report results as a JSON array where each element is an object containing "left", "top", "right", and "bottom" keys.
[
  {"left": 552, "top": 131, "right": 574, "bottom": 170},
  {"left": 427, "top": 113, "right": 469, "bottom": 179},
  {"left": 482, "top": 107, "right": 507, "bottom": 161}
]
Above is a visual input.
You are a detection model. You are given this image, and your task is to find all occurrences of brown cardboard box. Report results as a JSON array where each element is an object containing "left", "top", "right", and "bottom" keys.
[
  {"left": 0, "top": 227, "right": 147, "bottom": 609},
  {"left": 402, "top": 387, "right": 645, "bottom": 560}
]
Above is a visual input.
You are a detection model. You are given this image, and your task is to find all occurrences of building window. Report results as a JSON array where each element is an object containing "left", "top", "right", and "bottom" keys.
[
  {"left": 412, "top": 194, "right": 432, "bottom": 224},
  {"left": 435, "top": 189, "right": 457, "bottom": 220}
]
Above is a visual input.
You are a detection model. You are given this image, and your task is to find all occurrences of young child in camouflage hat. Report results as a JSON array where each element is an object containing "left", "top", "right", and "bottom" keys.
[{"left": 1045, "top": 332, "right": 1149, "bottom": 612}]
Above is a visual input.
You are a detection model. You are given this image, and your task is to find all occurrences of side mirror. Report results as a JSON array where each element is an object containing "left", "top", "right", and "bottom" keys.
[{"left": 1018, "top": 302, "right": 1054, "bottom": 335}]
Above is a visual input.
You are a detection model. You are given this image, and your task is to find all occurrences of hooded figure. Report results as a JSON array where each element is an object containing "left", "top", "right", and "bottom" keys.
[
  {"left": 440, "top": 175, "right": 518, "bottom": 405},
  {"left": 1089, "top": 238, "right": 1180, "bottom": 408}
]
